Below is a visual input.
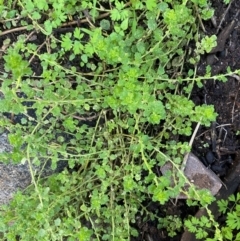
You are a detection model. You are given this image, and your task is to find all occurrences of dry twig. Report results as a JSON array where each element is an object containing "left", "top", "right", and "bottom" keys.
[{"left": 216, "top": 0, "right": 235, "bottom": 34}]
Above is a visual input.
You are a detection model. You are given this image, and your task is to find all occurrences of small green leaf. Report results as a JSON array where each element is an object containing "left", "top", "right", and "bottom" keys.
[
  {"left": 78, "top": 227, "right": 93, "bottom": 241},
  {"left": 81, "top": 54, "right": 88, "bottom": 63},
  {"left": 229, "top": 194, "right": 236, "bottom": 202},
  {"left": 44, "top": 20, "right": 52, "bottom": 35},
  {"left": 100, "top": 19, "right": 111, "bottom": 30},
  {"left": 235, "top": 232, "right": 240, "bottom": 240},
  {"left": 36, "top": 0, "right": 48, "bottom": 10},
  {"left": 54, "top": 218, "right": 61, "bottom": 226},
  {"left": 146, "top": 0, "right": 157, "bottom": 11},
  {"left": 61, "top": 33, "right": 72, "bottom": 51},
  {"left": 80, "top": 204, "right": 88, "bottom": 212},
  {"left": 74, "top": 28, "right": 83, "bottom": 40},
  {"left": 226, "top": 212, "right": 240, "bottom": 229},
  {"left": 63, "top": 117, "right": 76, "bottom": 132},
  {"left": 147, "top": 18, "right": 157, "bottom": 30},
  {"left": 38, "top": 229, "right": 46, "bottom": 237},
  {"left": 123, "top": 176, "right": 136, "bottom": 192},
  {"left": 121, "top": 18, "right": 128, "bottom": 30},
  {"left": 158, "top": 2, "right": 168, "bottom": 12},
  {"left": 32, "top": 11, "right": 41, "bottom": 20},
  {"left": 222, "top": 227, "right": 233, "bottom": 240},
  {"left": 96, "top": 167, "right": 106, "bottom": 179}
]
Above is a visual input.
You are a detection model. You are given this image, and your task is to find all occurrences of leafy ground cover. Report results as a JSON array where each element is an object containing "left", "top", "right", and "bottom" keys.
[{"left": 0, "top": 0, "right": 240, "bottom": 240}]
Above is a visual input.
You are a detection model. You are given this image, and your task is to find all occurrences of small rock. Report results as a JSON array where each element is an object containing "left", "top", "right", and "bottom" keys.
[
  {"left": 0, "top": 132, "right": 67, "bottom": 205},
  {"left": 0, "top": 132, "right": 31, "bottom": 205},
  {"left": 206, "top": 151, "right": 215, "bottom": 164},
  {"left": 161, "top": 152, "right": 222, "bottom": 199},
  {"left": 211, "top": 163, "right": 226, "bottom": 177}
]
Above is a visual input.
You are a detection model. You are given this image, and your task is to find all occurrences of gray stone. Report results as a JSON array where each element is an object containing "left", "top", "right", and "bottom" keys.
[
  {"left": 0, "top": 132, "right": 12, "bottom": 153},
  {"left": 0, "top": 132, "right": 31, "bottom": 205},
  {"left": 0, "top": 132, "right": 67, "bottom": 205},
  {"left": 0, "top": 163, "right": 31, "bottom": 205},
  {"left": 161, "top": 152, "right": 222, "bottom": 199}
]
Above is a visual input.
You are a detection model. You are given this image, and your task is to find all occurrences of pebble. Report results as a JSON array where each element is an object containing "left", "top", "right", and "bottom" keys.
[{"left": 206, "top": 151, "right": 215, "bottom": 164}]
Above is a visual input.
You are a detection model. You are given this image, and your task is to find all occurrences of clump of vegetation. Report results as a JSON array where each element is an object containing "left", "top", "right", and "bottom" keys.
[
  {"left": 185, "top": 193, "right": 240, "bottom": 241},
  {"left": 0, "top": 0, "right": 239, "bottom": 240}
]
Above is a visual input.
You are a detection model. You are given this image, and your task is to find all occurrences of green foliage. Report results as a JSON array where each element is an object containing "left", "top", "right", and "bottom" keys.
[
  {"left": 223, "top": 0, "right": 230, "bottom": 4},
  {"left": 218, "top": 193, "right": 240, "bottom": 240},
  {"left": 158, "top": 215, "right": 183, "bottom": 237},
  {"left": 0, "top": 0, "right": 237, "bottom": 240},
  {"left": 185, "top": 216, "right": 211, "bottom": 239},
  {"left": 196, "top": 35, "right": 217, "bottom": 54},
  {"left": 184, "top": 193, "right": 240, "bottom": 241},
  {"left": 201, "top": 35, "right": 217, "bottom": 53}
]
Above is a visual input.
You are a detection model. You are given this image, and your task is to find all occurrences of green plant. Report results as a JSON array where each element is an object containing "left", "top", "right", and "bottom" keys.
[
  {"left": 223, "top": 0, "right": 230, "bottom": 4},
  {"left": 217, "top": 193, "right": 240, "bottom": 241},
  {"left": 158, "top": 215, "right": 183, "bottom": 237},
  {"left": 0, "top": 0, "right": 239, "bottom": 240},
  {"left": 198, "top": 35, "right": 217, "bottom": 54},
  {"left": 184, "top": 193, "right": 240, "bottom": 241}
]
